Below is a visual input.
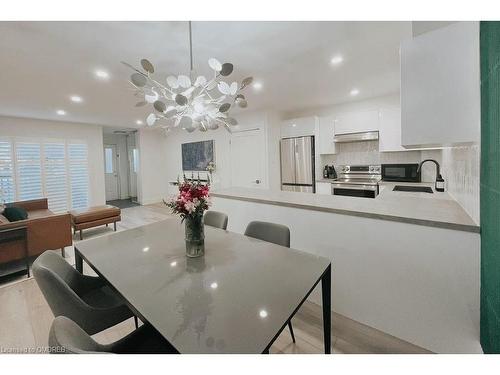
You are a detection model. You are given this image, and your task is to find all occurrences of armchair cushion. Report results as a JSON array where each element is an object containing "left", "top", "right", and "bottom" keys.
[{"left": 3, "top": 206, "right": 28, "bottom": 222}]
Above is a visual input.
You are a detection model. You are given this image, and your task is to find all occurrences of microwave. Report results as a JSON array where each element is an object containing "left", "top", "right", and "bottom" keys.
[{"left": 381, "top": 163, "right": 421, "bottom": 182}]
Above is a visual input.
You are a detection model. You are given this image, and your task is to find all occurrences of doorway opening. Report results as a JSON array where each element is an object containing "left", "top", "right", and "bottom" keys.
[{"left": 103, "top": 129, "right": 140, "bottom": 209}]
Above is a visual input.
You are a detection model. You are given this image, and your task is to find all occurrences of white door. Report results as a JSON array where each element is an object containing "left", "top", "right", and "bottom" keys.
[
  {"left": 230, "top": 130, "right": 266, "bottom": 189},
  {"left": 104, "top": 144, "right": 119, "bottom": 200}
]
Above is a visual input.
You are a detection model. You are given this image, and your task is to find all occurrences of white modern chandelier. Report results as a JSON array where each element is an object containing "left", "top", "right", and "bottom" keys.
[{"left": 123, "top": 21, "right": 252, "bottom": 134}]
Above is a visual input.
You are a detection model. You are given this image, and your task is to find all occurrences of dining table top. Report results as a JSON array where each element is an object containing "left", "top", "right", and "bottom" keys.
[{"left": 75, "top": 218, "right": 331, "bottom": 353}]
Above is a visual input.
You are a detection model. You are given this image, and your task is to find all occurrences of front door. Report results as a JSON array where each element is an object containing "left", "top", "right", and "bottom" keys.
[{"left": 104, "top": 144, "right": 119, "bottom": 200}]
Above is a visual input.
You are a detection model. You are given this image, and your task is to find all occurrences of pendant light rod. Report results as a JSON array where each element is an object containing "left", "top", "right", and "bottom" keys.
[{"left": 188, "top": 21, "right": 193, "bottom": 72}]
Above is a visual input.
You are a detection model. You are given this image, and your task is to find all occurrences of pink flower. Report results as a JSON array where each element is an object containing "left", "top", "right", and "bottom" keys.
[{"left": 184, "top": 201, "right": 196, "bottom": 213}]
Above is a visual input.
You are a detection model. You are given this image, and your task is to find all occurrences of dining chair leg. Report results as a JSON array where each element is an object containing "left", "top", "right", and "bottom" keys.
[
  {"left": 114, "top": 222, "right": 117, "bottom": 231},
  {"left": 80, "top": 230, "right": 83, "bottom": 240},
  {"left": 288, "top": 321, "right": 296, "bottom": 343},
  {"left": 61, "top": 247, "right": 65, "bottom": 258},
  {"left": 134, "top": 316, "right": 139, "bottom": 329}
]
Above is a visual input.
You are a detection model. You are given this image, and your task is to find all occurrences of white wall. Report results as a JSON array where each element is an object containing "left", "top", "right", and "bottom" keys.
[
  {"left": 136, "top": 127, "right": 170, "bottom": 205},
  {"left": 286, "top": 93, "right": 400, "bottom": 119},
  {"left": 136, "top": 110, "right": 281, "bottom": 204},
  {"left": 103, "top": 133, "right": 130, "bottom": 199},
  {"left": 126, "top": 133, "right": 138, "bottom": 198},
  {"left": 0, "top": 115, "right": 105, "bottom": 206}
]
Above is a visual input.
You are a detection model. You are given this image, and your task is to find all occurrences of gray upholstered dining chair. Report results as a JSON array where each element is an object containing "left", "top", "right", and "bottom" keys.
[
  {"left": 33, "top": 250, "right": 136, "bottom": 335},
  {"left": 204, "top": 210, "right": 228, "bottom": 230},
  {"left": 49, "top": 316, "right": 177, "bottom": 354},
  {"left": 244, "top": 221, "right": 296, "bottom": 344}
]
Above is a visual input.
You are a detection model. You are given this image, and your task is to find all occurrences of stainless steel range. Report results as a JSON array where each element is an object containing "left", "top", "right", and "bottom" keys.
[{"left": 331, "top": 165, "right": 381, "bottom": 198}]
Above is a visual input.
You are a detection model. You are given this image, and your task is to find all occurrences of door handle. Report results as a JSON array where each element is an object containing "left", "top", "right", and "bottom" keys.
[{"left": 255, "top": 179, "right": 261, "bottom": 184}]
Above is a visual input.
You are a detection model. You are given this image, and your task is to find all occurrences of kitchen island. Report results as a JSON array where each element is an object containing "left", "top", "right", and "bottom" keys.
[{"left": 211, "top": 187, "right": 481, "bottom": 353}]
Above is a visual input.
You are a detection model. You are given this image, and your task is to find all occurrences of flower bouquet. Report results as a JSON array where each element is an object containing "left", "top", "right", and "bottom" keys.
[{"left": 164, "top": 175, "right": 211, "bottom": 257}]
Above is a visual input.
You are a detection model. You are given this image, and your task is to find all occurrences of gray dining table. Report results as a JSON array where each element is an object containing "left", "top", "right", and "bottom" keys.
[{"left": 74, "top": 219, "right": 332, "bottom": 354}]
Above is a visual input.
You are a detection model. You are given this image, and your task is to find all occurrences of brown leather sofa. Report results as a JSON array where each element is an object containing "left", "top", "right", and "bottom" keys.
[{"left": 0, "top": 198, "right": 72, "bottom": 265}]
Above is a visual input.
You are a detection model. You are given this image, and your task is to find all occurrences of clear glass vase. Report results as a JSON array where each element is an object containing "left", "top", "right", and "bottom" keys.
[{"left": 184, "top": 215, "right": 205, "bottom": 258}]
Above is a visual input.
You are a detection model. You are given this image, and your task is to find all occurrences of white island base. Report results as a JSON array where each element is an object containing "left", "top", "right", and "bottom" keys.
[{"left": 212, "top": 193, "right": 481, "bottom": 354}]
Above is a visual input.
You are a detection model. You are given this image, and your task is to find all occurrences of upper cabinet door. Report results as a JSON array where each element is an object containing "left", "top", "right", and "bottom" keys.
[
  {"left": 280, "top": 117, "right": 318, "bottom": 138},
  {"left": 318, "top": 116, "right": 336, "bottom": 154},
  {"left": 333, "top": 109, "right": 379, "bottom": 135},
  {"left": 379, "top": 107, "right": 406, "bottom": 152},
  {"left": 401, "top": 22, "right": 480, "bottom": 148}
]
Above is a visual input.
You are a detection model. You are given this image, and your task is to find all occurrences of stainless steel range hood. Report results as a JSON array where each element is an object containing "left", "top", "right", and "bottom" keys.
[{"left": 334, "top": 131, "right": 379, "bottom": 143}]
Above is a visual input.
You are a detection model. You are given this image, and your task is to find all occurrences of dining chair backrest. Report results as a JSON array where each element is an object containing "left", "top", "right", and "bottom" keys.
[
  {"left": 33, "top": 251, "right": 86, "bottom": 316},
  {"left": 204, "top": 211, "right": 228, "bottom": 230},
  {"left": 49, "top": 316, "right": 103, "bottom": 354},
  {"left": 244, "top": 221, "right": 290, "bottom": 248}
]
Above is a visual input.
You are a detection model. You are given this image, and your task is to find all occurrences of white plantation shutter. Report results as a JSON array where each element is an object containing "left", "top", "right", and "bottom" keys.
[
  {"left": 16, "top": 142, "right": 43, "bottom": 201},
  {"left": 43, "top": 143, "right": 68, "bottom": 212},
  {"left": 68, "top": 143, "right": 89, "bottom": 209},
  {"left": 1, "top": 138, "right": 90, "bottom": 209},
  {"left": 0, "top": 140, "right": 15, "bottom": 203}
]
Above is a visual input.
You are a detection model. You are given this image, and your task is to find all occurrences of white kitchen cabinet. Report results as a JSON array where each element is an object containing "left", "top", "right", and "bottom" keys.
[
  {"left": 333, "top": 109, "right": 379, "bottom": 135},
  {"left": 378, "top": 107, "right": 406, "bottom": 152},
  {"left": 315, "top": 182, "right": 332, "bottom": 195},
  {"left": 280, "top": 117, "right": 318, "bottom": 138},
  {"left": 401, "top": 22, "right": 480, "bottom": 148},
  {"left": 318, "top": 116, "right": 336, "bottom": 154}
]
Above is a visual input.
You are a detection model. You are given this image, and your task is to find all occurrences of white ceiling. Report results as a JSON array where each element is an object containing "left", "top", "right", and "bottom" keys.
[{"left": 0, "top": 21, "right": 411, "bottom": 128}]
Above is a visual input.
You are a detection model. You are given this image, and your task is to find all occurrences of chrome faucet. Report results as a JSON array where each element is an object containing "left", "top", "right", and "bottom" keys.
[{"left": 417, "top": 159, "right": 445, "bottom": 192}]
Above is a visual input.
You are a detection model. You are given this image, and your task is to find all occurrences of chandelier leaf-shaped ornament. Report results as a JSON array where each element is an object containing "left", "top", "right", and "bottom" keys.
[{"left": 123, "top": 22, "right": 251, "bottom": 135}]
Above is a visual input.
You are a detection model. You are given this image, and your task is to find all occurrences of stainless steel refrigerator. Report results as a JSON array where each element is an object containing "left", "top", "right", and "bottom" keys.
[{"left": 280, "top": 136, "right": 315, "bottom": 193}]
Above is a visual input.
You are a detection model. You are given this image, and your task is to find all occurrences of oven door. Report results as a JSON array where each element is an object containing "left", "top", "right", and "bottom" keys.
[
  {"left": 381, "top": 164, "right": 421, "bottom": 182},
  {"left": 331, "top": 183, "right": 378, "bottom": 198}
]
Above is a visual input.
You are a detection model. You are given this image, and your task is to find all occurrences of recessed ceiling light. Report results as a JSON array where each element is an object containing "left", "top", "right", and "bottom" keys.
[
  {"left": 136, "top": 120, "right": 143, "bottom": 125},
  {"left": 170, "top": 261, "right": 177, "bottom": 267},
  {"left": 252, "top": 81, "right": 263, "bottom": 91},
  {"left": 56, "top": 109, "right": 66, "bottom": 116},
  {"left": 330, "top": 55, "right": 344, "bottom": 65},
  {"left": 259, "top": 310, "right": 268, "bottom": 318},
  {"left": 350, "top": 88, "right": 360, "bottom": 96},
  {"left": 95, "top": 70, "right": 110, "bottom": 80},
  {"left": 210, "top": 282, "right": 218, "bottom": 289},
  {"left": 142, "top": 247, "right": 149, "bottom": 252},
  {"left": 70, "top": 95, "right": 83, "bottom": 103}
]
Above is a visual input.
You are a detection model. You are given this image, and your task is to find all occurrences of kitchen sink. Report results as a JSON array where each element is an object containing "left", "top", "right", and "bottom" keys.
[{"left": 393, "top": 185, "right": 433, "bottom": 193}]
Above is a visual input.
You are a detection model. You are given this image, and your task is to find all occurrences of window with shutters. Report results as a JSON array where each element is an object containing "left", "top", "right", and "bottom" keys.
[
  {"left": 43, "top": 143, "right": 68, "bottom": 212},
  {"left": 0, "top": 138, "right": 89, "bottom": 212},
  {"left": 16, "top": 142, "right": 43, "bottom": 201},
  {"left": 0, "top": 140, "right": 15, "bottom": 204},
  {"left": 68, "top": 143, "right": 89, "bottom": 210}
]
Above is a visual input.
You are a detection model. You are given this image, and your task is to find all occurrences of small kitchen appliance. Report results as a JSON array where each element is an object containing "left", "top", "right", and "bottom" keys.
[
  {"left": 323, "top": 165, "right": 337, "bottom": 179},
  {"left": 381, "top": 163, "right": 421, "bottom": 182}
]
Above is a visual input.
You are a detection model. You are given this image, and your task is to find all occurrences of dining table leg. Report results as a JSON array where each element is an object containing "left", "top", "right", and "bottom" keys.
[
  {"left": 321, "top": 264, "right": 332, "bottom": 354},
  {"left": 75, "top": 248, "right": 83, "bottom": 273}
]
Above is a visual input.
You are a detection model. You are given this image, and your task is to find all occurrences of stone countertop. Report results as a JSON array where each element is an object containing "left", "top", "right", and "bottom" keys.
[{"left": 212, "top": 184, "right": 480, "bottom": 233}]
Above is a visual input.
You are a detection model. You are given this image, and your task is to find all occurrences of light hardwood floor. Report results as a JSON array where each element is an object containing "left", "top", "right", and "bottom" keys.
[{"left": 0, "top": 203, "right": 431, "bottom": 354}]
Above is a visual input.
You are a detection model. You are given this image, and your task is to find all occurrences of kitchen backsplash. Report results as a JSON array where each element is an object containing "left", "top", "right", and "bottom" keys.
[
  {"left": 320, "top": 141, "right": 479, "bottom": 224},
  {"left": 320, "top": 141, "right": 442, "bottom": 182},
  {"left": 441, "top": 145, "right": 480, "bottom": 224}
]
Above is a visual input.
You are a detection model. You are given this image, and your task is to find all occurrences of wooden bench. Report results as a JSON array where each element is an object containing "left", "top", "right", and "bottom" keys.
[{"left": 69, "top": 205, "right": 121, "bottom": 240}]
